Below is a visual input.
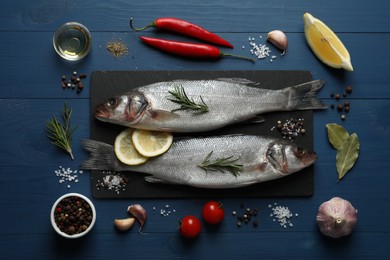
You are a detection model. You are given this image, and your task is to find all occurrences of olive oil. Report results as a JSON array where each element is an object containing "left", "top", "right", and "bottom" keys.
[{"left": 53, "top": 22, "right": 91, "bottom": 61}]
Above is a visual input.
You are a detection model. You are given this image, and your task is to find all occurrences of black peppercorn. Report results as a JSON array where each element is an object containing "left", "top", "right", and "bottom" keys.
[
  {"left": 337, "top": 104, "right": 344, "bottom": 112},
  {"left": 346, "top": 86, "right": 352, "bottom": 93}
]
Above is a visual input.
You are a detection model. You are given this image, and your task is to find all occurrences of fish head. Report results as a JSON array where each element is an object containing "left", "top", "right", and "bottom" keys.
[
  {"left": 94, "top": 91, "right": 149, "bottom": 126},
  {"left": 266, "top": 142, "right": 317, "bottom": 175}
]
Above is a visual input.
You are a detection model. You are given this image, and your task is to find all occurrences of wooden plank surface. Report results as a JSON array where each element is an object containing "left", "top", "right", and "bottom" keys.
[{"left": 0, "top": 0, "right": 389, "bottom": 259}]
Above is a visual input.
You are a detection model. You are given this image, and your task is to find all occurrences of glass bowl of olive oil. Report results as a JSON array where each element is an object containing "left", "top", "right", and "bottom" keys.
[{"left": 53, "top": 22, "right": 92, "bottom": 61}]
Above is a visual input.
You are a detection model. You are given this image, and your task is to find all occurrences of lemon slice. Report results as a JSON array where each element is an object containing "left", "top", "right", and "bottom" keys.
[
  {"left": 114, "top": 128, "right": 148, "bottom": 165},
  {"left": 132, "top": 129, "right": 173, "bottom": 157},
  {"left": 303, "top": 13, "right": 353, "bottom": 71}
]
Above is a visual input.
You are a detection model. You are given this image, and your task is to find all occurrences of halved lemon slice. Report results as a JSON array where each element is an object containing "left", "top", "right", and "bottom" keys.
[
  {"left": 132, "top": 129, "right": 173, "bottom": 157},
  {"left": 114, "top": 128, "right": 148, "bottom": 165},
  {"left": 303, "top": 13, "right": 353, "bottom": 71}
]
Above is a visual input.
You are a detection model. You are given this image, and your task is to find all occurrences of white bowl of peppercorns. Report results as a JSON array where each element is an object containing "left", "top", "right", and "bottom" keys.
[{"left": 50, "top": 193, "right": 96, "bottom": 239}]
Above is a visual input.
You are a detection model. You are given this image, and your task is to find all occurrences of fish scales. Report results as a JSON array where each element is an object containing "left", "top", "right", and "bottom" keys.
[
  {"left": 95, "top": 79, "right": 326, "bottom": 132},
  {"left": 81, "top": 135, "right": 317, "bottom": 189}
]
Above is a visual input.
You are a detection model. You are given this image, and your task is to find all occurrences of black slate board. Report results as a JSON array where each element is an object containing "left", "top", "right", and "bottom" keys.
[{"left": 90, "top": 70, "right": 315, "bottom": 198}]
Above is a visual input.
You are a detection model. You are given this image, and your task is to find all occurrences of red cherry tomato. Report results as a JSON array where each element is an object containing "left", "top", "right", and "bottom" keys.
[
  {"left": 179, "top": 215, "right": 201, "bottom": 238},
  {"left": 202, "top": 201, "right": 225, "bottom": 224}
]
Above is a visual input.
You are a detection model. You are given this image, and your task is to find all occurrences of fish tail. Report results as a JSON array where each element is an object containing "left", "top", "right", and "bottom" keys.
[
  {"left": 80, "top": 139, "right": 121, "bottom": 171},
  {"left": 285, "top": 80, "right": 327, "bottom": 110}
]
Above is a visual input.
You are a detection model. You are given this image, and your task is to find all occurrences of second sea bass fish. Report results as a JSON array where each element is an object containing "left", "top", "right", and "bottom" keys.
[
  {"left": 80, "top": 135, "right": 317, "bottom": 189},
  {"left": 95, "top": 78, "right": 326, "bottom": 132}
]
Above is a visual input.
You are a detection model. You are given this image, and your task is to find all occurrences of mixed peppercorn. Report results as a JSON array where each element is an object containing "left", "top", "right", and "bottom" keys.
[{"left": 53, "top": 195, "right": 93, "bottom": 235}]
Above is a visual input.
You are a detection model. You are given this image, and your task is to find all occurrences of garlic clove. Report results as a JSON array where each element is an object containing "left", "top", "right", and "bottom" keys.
[
  {"left": 127, "top": 204, "right": 147, "bottom": 232},
  {"left": 267, "top": 30, "right": 288, "bottom": 53},
  {"left": 114, "top": 217, "right": 135, "bottom": 231},
  {"left": 316, "top": 197, "right": 357, "bottom": 238}
]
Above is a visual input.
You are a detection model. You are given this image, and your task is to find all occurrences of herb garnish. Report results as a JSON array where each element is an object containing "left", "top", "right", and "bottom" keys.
[
  {"left": 168, "top": 85, "right": 209, "bottom": 113},
  {"left": 45, "top": 103, "right": 78, "bottom": 160},
  {"left": 326, "top": 123, "right": 360, "bottom": 181},
  {"left": 199, "top": 151, "right": 243, "bottom": 177}
]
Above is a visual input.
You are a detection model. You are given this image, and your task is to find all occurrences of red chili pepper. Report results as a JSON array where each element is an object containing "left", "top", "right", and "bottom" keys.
[
  {"left": 139, "top": 36, "right": 255, "bottom": 62},
  {"left": 130, "top": 17, "right": 234, "bottom": 48}
]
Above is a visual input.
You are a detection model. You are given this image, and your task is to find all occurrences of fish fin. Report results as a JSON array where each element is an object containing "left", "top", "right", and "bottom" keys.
[
  {"left": 285, "top": 80, "right": 327, "bottom": 110},
  {"left": 244, "top": 162, "right": 268, "bottom": 172},
  {"left": 148, "top": 109, "right": 180, "bottom": 121},
  {"left": 80, "top": 139, "right": 122, "bottom": 171},
  {"left": 216, "top": 78, "right": 259, "bottom": 86},
  {"left": 243, "top": 115, "right": 265, "bottom": 124},
  {"left": 144, "top": 176, "right": 175, "bottom": 184}
]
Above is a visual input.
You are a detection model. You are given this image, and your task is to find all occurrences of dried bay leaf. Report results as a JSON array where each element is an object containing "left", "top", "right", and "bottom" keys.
[
  {"left": 326, "top": 123, "right": 350, "bottom": 150},
  {"left": 336, "top": 133, "right": 360, "bottom": 181}
]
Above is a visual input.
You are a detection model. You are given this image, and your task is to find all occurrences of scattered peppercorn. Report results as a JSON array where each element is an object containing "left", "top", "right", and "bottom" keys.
[
  {"left": 233, "top": 204, "right": 259, "bottom": 228},
  {"left": 60, "top": 72, "right": 88, "bottom": 94},
  {"left": 329, "top": 86, "right": 352, "bottom": 121}
]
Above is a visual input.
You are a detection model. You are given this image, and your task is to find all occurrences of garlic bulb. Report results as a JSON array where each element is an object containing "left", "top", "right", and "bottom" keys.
[
  {"left": 267, "top": 30, "right": 288, "bottom": 53},
  {"left": 316, "top": 197, "right": 357, "bottom": 238}
]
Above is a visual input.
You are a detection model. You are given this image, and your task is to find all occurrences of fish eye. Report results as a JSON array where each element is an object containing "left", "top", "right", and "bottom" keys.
[
  {"left": 294, "top": 146, "right": 305, "bottom": 157},
  {"left": 106, "top": 98, "right": 117, "bottom": 108}
]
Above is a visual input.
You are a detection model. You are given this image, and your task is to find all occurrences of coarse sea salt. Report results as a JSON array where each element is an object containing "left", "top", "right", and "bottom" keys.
[
  {"left": 247, "top": 35, "right": 271, "bottom": 60},
  {"left": 96, "top": 171, "right": 128, "bottom": 195},
  {"left": 54, "top": 166, "right": 83, "bottom": 188},
  {"left": 269, "top": 203, "right": 298, "bottom": 228},
  {"left": 153, "top": 204, "right": 177, "bottom": 217}
]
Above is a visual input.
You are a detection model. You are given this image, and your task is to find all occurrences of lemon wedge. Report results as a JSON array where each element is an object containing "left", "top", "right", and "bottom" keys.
[
  {"left": 114, "top": 128, "right": 148, "bottom": 165},
  {"left": 132, "top": 129, "right": 173, "bottom": 157},
  {"left": 303, "top": 13, "right": 353, "bottom": 71}
]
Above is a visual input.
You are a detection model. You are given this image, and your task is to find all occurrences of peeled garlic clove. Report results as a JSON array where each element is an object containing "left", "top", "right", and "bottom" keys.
[
  {"left": 127, "top": 204, "right": 147, "bottom": 232},
  {"left": 114, "top": 217, "right": 135, "bottom": 231},
  {"left": 267, "top": 30, "right": 288, "bottom": 53},
  {"left": 316, "top": 197, "right": 357, "bottom": 238}
]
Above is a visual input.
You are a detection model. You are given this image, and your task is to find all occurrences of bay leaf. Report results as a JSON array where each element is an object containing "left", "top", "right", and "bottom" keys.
[
  {"left": 326, "top": 123, "right": 350, "bottom": 150},
  {"left": 336, "top": 133, "right": 360, "bottom": 181}
]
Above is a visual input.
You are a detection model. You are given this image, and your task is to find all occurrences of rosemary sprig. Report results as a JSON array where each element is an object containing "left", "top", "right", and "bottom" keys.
[
  {"left": 168, "top": 85, "right": 209, "bottom": 113},
  {"left": 199, "top": 151, "right": 243, "bottom": 177},
  {"left": 45, "top": 103, "right": 78, "bottom": 160}
]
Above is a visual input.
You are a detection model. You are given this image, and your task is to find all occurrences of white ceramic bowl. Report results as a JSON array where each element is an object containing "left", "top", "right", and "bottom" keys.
[{"left": 50, "top": 193, "right": 96, "bottom": 239}]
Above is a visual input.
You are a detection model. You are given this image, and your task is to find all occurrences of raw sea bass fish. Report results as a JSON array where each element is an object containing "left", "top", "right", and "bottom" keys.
[
  {"left": 81, "top": 135, "right": 317, "bottom": 189},
  {"left": 95, "top": 78, "right": 326, "bottom": 132}
]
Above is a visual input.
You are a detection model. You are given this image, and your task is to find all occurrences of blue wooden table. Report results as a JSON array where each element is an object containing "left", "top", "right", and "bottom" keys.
[{"left": 1, "top": 0, "right": 389, "bottom": 259}]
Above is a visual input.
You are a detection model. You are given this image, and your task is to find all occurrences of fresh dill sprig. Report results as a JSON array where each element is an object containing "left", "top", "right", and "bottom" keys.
[
  {"left": 45, "top": 103, "right": 78, "bottom": 160},
  {"left": 168, "top": 85, "right": 209, "bottom": 113},
  {"left": 199, "top": 151, "right": 243, "bottom": 177}
]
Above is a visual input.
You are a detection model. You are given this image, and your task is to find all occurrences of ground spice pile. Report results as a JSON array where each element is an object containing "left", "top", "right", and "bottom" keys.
[{"left": 106, "top": 39, "right": 128, "bottom": 59}]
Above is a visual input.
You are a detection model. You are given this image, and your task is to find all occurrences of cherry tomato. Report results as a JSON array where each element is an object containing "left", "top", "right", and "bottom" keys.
[
  {"left": 202, "top": 201, "right": 225, "bottom": 224},
  {"left": 179, "top": 215, "right": 201, "bottom": 238}
]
